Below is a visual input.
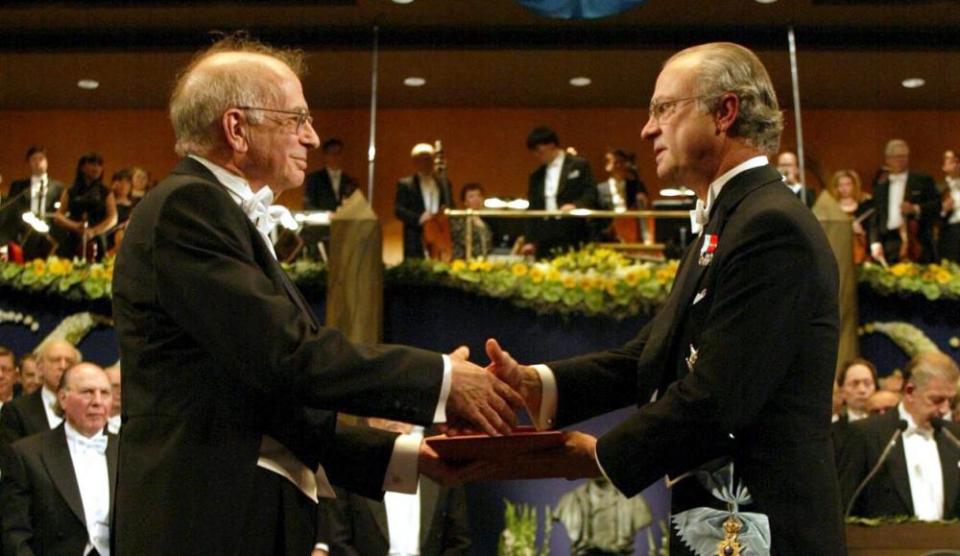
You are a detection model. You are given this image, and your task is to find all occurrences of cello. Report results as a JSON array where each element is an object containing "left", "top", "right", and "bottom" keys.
[{"left": 421, "top": 140, "right": 454, "bottom": 261}]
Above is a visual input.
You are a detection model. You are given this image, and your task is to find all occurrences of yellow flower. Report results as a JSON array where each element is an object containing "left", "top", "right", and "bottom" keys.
[
  {"left": 511, "top": 263, "right": 528, "bottom": 277},
  {"left": 31, "top": 259, "right": 46, "bottom": 273},
  {"left": 48, "top": 258, "right": 73, "bottom": 275},
  {"left": 546, "top": 268, "right": 561, "bottom": 282},
  {"left": 889, "top": 262, "right": 916, "bottom": 278},
  {"left": 468, "top": 260, "right": 484, "bottom": 272},
  {"left": 529, "top": 267, "right": 545, "bottom": 284},
  {"left": 451, "top": 260, "right": 467, "bottom": 272},
  {"left": 480, "top": 261, "right": 493, "bottom": 272},
  {"left": 561, "top": 274, "right": 577, "bottom": 289},
  {"left": 623, "top": 268, "right": 641, "bottom": 287}
]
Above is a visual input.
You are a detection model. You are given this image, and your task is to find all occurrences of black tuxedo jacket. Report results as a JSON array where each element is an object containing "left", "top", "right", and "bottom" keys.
[
  {"left": 869, "top": 172, "right": 940, "bottom": 262},
  {"left": 394, "top": 174, "right": 453, "bottom": 259},
  {"left": 549, "top": 165, "right": 845, "bottom": 554},
  {"left": 525, "top": 155, "right": 597, "bottom": 255},
  {"left": 6, "top": 179, "right": 64, "bottom": 216},
  {"left": 0, "top": 391, "right": 50, "bottom": 446},
  {"left": 112, "top": 157, "right": 446, "bottom": 556},
  {"left": 838, "top": 408, "right": 960, "bottom": 518},
  {"left": 303, "top": 168, "right": 359, "bottom": 211},
  {"left": 321, "top": 480, "right": 470, "bottom": 556},
  {"left": 0, "top": 424, "right": 118, "bottom": 556}
]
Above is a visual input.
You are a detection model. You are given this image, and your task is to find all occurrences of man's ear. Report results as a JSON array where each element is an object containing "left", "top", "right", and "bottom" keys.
[
  {"left": 714, "top": 93, "right": 739, "bottom": 135},
  {"left": 222, "top": 109, "right": 249, "bottom": 154}
]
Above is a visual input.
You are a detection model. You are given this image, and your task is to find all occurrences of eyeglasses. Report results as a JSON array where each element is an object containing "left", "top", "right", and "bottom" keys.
[
  {"left": 648, "top": 95, "right": 716, "bottom": 124},
  {"left": 238, "top": 106, "right": 314, "bottom": 134}
]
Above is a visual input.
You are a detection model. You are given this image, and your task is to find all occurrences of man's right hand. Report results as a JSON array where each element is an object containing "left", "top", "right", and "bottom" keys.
[
  {"left": 445, "top": 346, "right": 524, "bottom": 436},
  {"left": 484, "top": 338, "right": 543, "bottom": 419},
  {"left": 419, "top": 211, "right": 434, "bottom": 225}
]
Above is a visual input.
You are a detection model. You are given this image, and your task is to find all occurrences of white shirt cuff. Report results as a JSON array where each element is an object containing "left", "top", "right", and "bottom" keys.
[
  {"left": 531, "top": 364, "right": 558, "bottom": 430},
  {"left": 313, "top": 543, "right": 329, "bottom": 552},
  {"left": 432, "top": 354, "right": 452, "bottom": 423},
  {"left": 382, "top": 433, "right": 422, "bottom": 494},
  {"left": 593, "top": 442, "right": 614, "bottom": 484}
]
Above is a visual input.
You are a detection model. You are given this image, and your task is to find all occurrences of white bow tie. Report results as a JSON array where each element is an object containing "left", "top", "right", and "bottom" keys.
[
  {"left": 73, "top": 433, "right": 108, "bottom": 455},
  {"left": 241, "top": 187, "right": 277, "bottom": 237},
  {"left": 690, "top": 199, "right": 708, "bottom": 235}
]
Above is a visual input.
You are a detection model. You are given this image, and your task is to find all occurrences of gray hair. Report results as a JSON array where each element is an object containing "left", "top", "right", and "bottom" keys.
[
  {"left": 669, "top": 42, "right": 784, "bottom": 155},
  {"left": 885, "top": 138, "right": 909, "bottom": 157},
  {"left": 169, "top": 34, "right": 305, "bottom": 157},
  {"left": 905, "top": 352, "right": 960, "bottom": 391},
  {"left": 34, "top": 338, "right": 82, "bottom": 364}
]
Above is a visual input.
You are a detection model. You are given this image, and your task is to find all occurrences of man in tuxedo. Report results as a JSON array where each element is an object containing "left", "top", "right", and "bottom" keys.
[
  {"left": 1, "top": 146, "right": 64, "bottom": 246},
  {"left": 15, "top": 356, "right": 40, "bottom": 397},
  {"left": 317, "top": 419, "right": 470, "bottom": 556},
  {"left": 0, "top": 347, "right": 20, "bottom": 411},
  {"left": 776, "top": 151, "right": 815, "bottom": 208},
  {"left": 839, "top": 352, "right": 960, "bottom": 519},
  {"left": 487, "top": 43, "right": 845, "bottom": 554},
  {"left": 831, "top": 359, "right": 878, "bottom": 461},
  {"left": 869, "top": 139, "right": 940, "bottom": 264},
  {"left": 521, "top": 126, "right": 597, "bottom": 257},
  {"left": 394, "top": 143, "right": 453, "bottom": 260},
  {"left": 0, "top": 340, "right": 80, "bottom": 445},
  {"left": 938, "top": 148, "right": 960, "bottom": 262},
  {"left": 112, "top": 36, "right": 520, "bottom": 556},
  {"left": 303, "top": 138, "right": 359, "bottom": 211},
  {"left": 0, "top": 362, "right": 118, "bottom": 556}
]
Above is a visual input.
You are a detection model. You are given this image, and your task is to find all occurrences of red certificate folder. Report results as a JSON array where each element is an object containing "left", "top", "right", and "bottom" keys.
[{"left": 426, "top": 427, "right": 576, "bottom": 479}]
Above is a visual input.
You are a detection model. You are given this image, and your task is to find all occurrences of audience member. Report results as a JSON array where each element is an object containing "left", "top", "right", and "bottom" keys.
[
  {"left": 0, "top": 339, "right": 80, "bottom": 445},
  {"left": 304, "top": 138, "right": 360, "bottom": 211},
  {"left": 318, "top": 418, "right": 471, "bottom": 556},
  {"left": 394, "top": 143, "right": 453, "bottom": 260},
  {"left": 827, "top": 170, "right": 874, "bottom": 264},
  {"left": 129, "top": 166, "right": 152, "bottom": 205},
  {"left": 595, "top": 148, "right": 648, "bottom": 243},
  {"left": 110, "top": 168, "right": 135, "bottom": 226},
  {"left": 105, "top": 364, "right": 121, "bottom": 434},
  {"left": 865, "top": 390, "right": 901, "bottom": 416},
  {"left": 0, "top": 362, "right": 117, "bottom": 556},
  {"left": 869, "top": 139, "right": 940, "bottom": 264},
  {"left": 450, "top": 183, "right": 493, "bottom": 259},
  {"left": 839, "top": 352, "right": 960, "bottom": 520},
  {"left": 6, "top": 146, "right": 64, "bottom": 220},
  {"left": 17, "top": 355, "right": 41, "bottom": 396},
  {"left": 521, "top": 126, "right": 597, "bottom": 257},
  {"left": 52, "top": 153, "right": 117, "bottom": 261},
  {"left": 832, "top": 358, "right": 878, "bottom": 460},
  {"left": 776, "top": 151, "right": 816, "bottom": 208},
  {"left": 938, "top": 148, "right": 960, "bottom": 262},
  {"left": 0, "top": 347, "right": 19, "bottom": 410},
  {"left": 881, "top": 369, "right": 905, "bottom": 393}
]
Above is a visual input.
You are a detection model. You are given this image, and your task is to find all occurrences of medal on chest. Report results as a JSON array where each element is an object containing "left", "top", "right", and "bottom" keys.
[{"left": 699, "top": 234, "right": 718, "bottom": 266}]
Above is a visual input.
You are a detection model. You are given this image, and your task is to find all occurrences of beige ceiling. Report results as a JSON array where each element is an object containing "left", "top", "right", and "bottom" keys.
[{"left": 1, "top": 0, "right": 959, "bottom": 110}]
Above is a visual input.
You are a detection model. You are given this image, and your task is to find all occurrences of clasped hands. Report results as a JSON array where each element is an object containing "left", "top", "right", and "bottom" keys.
[{"left": 418, "top": 339, "right": 601, "bottom": 486}]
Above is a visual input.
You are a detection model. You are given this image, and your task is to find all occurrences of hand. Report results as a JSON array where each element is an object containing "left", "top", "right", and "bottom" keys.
[
  {"left": 870, "top": 243, "right": 887, "bottom": 266},
  {"left": 944, "top": 196, "right": 955, "bottom": 212},
  {"left": 83, "top": 228, "right": 97, "bottom": 241},
  {"left": 636, "top": 193, "right": 649, "bottom": 209},
  {"left": 559, "top": 203, "right": 576, "bottom": 211},
  {"left": 485, "top": 339, "right": 542, "bottom": 419},
  {"left": 519, "top": 243, "right": 536, "bottom": 257},
  {"left": 900, "top": 201, "right": 919, "bottom": 217},
  {"left": 419, "top": 211, "right": 434, "bottom": 225},
  {"left": 852, "top": 221, "right": 864, "bottom": 236},
  {"left": 446, "top": 346, "right": 524, "bottom": 436},
  {"left": 418, "top": 438, "right": 492, "bottom": 486},
  {"left": 311, "top": 551, "right": 328, "bottom": 556}
]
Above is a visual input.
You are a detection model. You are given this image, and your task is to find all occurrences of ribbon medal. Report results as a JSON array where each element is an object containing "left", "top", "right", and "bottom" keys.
[{"left": 699, "top": 234, "right": 718, "bottom": 266}]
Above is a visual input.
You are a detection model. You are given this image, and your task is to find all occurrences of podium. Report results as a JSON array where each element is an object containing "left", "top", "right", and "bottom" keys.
[{"left": 846, "top": 523, "right": 960, "bottom": 555}]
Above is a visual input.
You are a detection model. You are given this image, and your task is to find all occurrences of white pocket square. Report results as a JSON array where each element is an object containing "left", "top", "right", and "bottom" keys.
[
  {"left": 693, "top": 289, "right": 708, "bottom": 305},
  {"left": 567, "top": 170, "right": 580, "bottom": 179}
]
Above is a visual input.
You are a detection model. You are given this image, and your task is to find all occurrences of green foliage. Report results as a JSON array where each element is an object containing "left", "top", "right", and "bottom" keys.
[
  {"left": 498, "top": 500, "right": 552, "bottom": 556},
  {"left": 859, "top": 260, "right": 960, "bottom": 301}
]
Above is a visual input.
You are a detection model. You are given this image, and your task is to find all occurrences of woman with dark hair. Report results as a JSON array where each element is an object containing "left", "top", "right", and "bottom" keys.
[
  {"left": 53, "top": 152, "right": 117, "bottom": 261},
  {"left": 595, "top": 148, "right": 648, "bottom": 242}
]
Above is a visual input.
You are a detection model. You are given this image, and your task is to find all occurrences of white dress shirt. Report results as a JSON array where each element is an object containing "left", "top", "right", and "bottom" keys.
[
  {"left": 189, "top": 155, "right": 452, "bottom": 499},
  {"left": 107, "top": 414, "right": 122, "bottom": 435},
  {"left": 544, "top": 152, "right": 565, "bottom": 211},
  {"left": 886, "top": 172, "right": 908, "bottom": 231},
  {"left": 418, "top": 173, "right": 440, "bottom": 214},
  {"left": 944, "top": 176, "right": 960, "bottom": 225},
  {"left": 531, "top": 155, "right": 772, "bottom": 477},
  {"left": 327, "top": 168, "right": 343, "bottom": 199},
  {"left": 41, "top": 386, "right": 63, "bottom": 429},
  {"left": 384, "top": 426, "right": 425, "bottom": 556},
  {"left": 64, "top": 421, "right": 111, "bottom": 556},
  {"left": 898, "top": 403, "right": 945, "bottom": 521}
]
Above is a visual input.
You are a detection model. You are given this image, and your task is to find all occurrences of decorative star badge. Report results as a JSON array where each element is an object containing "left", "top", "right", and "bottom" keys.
[{"left": 699, "top": 234, "right": 718, "bottom": 266}]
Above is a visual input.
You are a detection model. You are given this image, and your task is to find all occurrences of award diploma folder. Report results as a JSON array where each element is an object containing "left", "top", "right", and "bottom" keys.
[{"left": 426, "top": 427, "right": 571, "bottom": 479}]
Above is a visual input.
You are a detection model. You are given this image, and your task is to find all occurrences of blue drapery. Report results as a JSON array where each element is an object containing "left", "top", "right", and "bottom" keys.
[{"left": 517, "top": 0, "right": 646, "bottom": 19}]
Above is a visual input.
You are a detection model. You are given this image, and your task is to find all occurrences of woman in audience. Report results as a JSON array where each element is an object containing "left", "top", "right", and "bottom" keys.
[
  {"left": 53, "top": 152, "right": 117, "bottom": 261},
  {"left": 595, "top": 148, "right": 648, "bottom": 243},
  {"left": 130, "top": 166, "right": 152, "bottom": 205},
  {"left": 451, "top": 183, "right": 494, "bottom": 259},
  {"left": 108, "top": 168, "right": 135, "bottom": 252},
  {"left": 827, "top": 169, "right": 874, "bottom": 263}
]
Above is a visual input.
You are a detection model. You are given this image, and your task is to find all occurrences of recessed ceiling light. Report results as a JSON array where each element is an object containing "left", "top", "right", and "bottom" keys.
[
  {"left": 403, "top": 76, "right": 426, "bottom": 87},
  {"left": 392, "top": 0, "right": 415, "bottom": 4},
  {"left": 569, "top": 76, "right": 592, "bottom": 87},
  {"left": 77, "top": 79, "right": 99, "bottom": 90},
  {"left": 902, "top": 78, "right": 925, "bottom": 89},
  {"left": 755, "top": 0, "right": 778, "bottom": 4}
]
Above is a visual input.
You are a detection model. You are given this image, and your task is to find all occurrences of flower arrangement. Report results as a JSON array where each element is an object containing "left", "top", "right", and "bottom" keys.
[
  {"left": 858, "top": 260, "right": 960, "bottom": 301},
  {"left": 0, "top": 256, "right": 114, "bottom": 301},
  {"left": 498, "top": 500, "right": 552, "bottom": 556},
  {"left": 0, "top": 308, "right": 41, "bottom": 332}
]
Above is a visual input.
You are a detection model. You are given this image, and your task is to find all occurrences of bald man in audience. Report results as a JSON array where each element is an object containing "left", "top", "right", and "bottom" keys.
[
  {"left": 865, "top": 390, "right": 901, "bottom": 416},
  {"left": 776, "top": 151, "right": 815, "bottom": 208},
  {"left": 0, "top": 340, "right": 80, "bottom": 445},
  {"left": 0, "top": 362, "right": 117, "bottom": 556}
]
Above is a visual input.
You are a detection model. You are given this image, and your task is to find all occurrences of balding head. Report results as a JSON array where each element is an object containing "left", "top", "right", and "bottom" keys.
[
  {"left": 57, "top": 362, "right": 111, "bottom": 437},
  {"left": 35, "top": 339, "right": 81, "bottom": 393}
]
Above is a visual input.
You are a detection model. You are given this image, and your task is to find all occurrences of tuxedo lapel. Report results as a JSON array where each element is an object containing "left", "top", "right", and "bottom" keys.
[
  {"left": 886, "top": 423, "right": 915, "bottom": 514},
  {"left": 25, "top": 390, "right": 50, "bottom": 433},
  {"left": 419, "top": 478, "right": 439, "bottom": 548},
  {"left": 936, "top": 428, "right": 960, "bottom": 516},
  {"left": 875, "top": 181, "right": 890, "bottom": 230},
  {"left": 107, "top": 433, "right": 119, "bottom": 520},
  {"left": 41, "top": 426, "right": 86, "bottom": 525},
  {"left": 556, "top": 156, "right": 572, "bottom": 199}
]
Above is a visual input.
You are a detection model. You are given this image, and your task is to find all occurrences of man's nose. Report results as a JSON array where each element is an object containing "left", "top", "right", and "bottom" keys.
[{"left": 640, "top": 116, "right": 659, "bottom": 141}]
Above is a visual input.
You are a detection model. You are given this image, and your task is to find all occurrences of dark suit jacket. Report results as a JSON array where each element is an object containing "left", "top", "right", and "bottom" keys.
[
  {"left": 869, "top": 172, "right": 940, "bottom": 263},
  {"left": 7, "top": 179, "right": 64, "bottom": 216},
  {"left": 303, "top": 168, "right": 359, "bottom": 211},
  {"left": 394, "top": 174, "right": 453, "bottom": 260},
  {"left": 838, "top": 408, "right": 960, "bottom": 519},
  {"left": 526, "top": 154, "right": 597, "bottom": 256},
  {"left": 0, "top": 391, "right": 49, "bottom": 446},
  {"left": 0, "top": 424, "right": 118, "bottom": 556},
  {"left": 112, "top": 157, "right": 446, "bottom": 556},
  {"left": 549, "top": 165, "right": 845, "bottom": 555},
  {"left": 0, "top": 179, "right": 64, "bottom": 246},
  {"left": 321, "top": 480, "right": 470, "bottom": 556}
]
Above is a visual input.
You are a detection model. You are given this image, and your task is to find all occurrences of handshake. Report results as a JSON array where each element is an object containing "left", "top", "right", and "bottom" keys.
[{"left": 416, "top": 339, "right": 602, "bottom": 485}]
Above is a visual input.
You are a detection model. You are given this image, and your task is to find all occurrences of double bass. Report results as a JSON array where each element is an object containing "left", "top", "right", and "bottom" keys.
[{"left": 422, "top": 140, "right": 454, "bottom": 261}]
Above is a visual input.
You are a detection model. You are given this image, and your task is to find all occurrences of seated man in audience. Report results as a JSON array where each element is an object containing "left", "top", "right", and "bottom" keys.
[
  {"left": 105, "top": 364, "right": 121, "bottom": 434},
  {"left": 521, "top": 126, "right": 597, "bottom": 257},
  {"left": 304, "top": 138, "right": 360, "bottom": 211},
  {"left": 317, "top": 418, "right": 470, "bottom": 556},
  {"left": 450, "top": 183, "right": 494, "bottom": 260},
  {"left": 776, "top": 151, "right": 815, "bottom": 208},
  {"left": 868, "top": 139, "right": 940, "bottom": 264},
  {"left": 831, "top": 358, "right": 878, "bottom": 459},
  {"left": 0, "top": 346, "right": 21, "bottom": 411},
  {"left": 865, "top": 390, "right": 901, "bottom": 416},
  {"left": 394, "top": 143, "right": 453, "bottom": 260},
  {"left": 939, "top": 148, "right": 960, "bottom": 262},
  {"left": 0, "top": 339, "right": 80, "bottom": 445},
  {"left": 0, "top": 362, "right": 117, "bottom": 556},
  {"left": 839, "top": 352, "right": 960, "bottom": 520},
  {"left": 16, "top": 355, "right": 41, "bottom": 397}
]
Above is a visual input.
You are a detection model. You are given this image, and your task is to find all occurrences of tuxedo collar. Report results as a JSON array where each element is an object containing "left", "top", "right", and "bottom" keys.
[{"left": 41, "top": 424, "right": 87, "bottom": 526}]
